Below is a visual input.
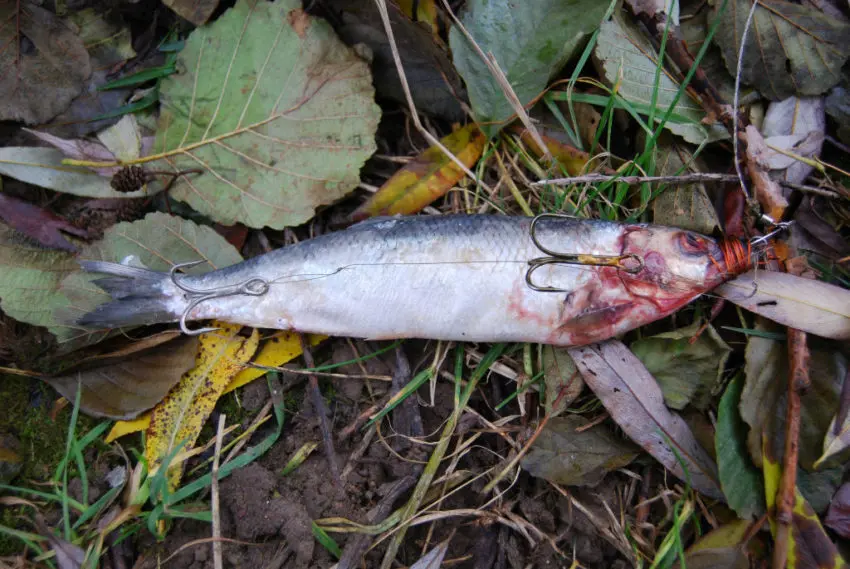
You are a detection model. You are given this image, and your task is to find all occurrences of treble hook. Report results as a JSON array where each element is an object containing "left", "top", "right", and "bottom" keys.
[
  {"left": 170, "top": 260, "right": 270, "bottom": 336},
  {"left": 525, "top": 213, "right": 644, "bottom": 293}
]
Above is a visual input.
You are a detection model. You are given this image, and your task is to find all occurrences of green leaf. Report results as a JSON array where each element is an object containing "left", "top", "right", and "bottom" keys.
[
  {"left": 149, "top": 0, "right": 380, "bottom": 229},
  {"left": 50, "top": 212, "right": 243, "bottom": 346},
  {"left": 448, "top": 0, "right": 609, "bottom": 136},
  {"left": 631, "top": 322, "right": 731, "bottom": 410},
  {"left": 0, "top": 223, "right": 78, "bottom": 329},
  {"left": 716, "top": 375, "right": 766, "bottom": 519},
  {"left": 593, "top": 17, "right": 728, "bottom": 144},
  {"left": 713, "top": 0, "right": 850, "bottom": 100},
  {"left": 520, "top": 416, "right": 638, "bottom": 487}
]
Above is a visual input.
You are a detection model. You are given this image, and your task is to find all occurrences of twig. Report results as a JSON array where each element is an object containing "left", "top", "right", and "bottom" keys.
[
  {"left": 779, "top": 180, "right": 848, "bottom": 200},
  {"left": 773, "top": 328, "right": 810, "bottom": 569},
  {"left": 299, "top": 334, "right": 341, "bottom": 484},
  {"left": 534, "top": 172, "right": 739, "bottom": 186},
  {"left": 372, "top": 0, "right": 492, "bottom": 191},
  {"left": 211, "top": 414, "right": 226, "bottom": 569}
]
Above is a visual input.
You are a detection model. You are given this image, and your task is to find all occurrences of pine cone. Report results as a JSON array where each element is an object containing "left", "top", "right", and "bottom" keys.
[{"left": 110, "top": 166, "right": 148, "bottom": 193}]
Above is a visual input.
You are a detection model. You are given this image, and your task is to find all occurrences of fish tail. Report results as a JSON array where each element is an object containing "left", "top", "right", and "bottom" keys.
[{"left": 76, "top": 261, "right": 185, "bottom": 328}]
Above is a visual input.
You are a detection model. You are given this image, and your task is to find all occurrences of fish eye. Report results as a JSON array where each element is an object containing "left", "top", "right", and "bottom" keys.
[{"left": 678, "top": 232, "right": 709, "bottom": 256}]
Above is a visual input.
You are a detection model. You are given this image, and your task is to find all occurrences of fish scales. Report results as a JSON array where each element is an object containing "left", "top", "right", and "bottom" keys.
[{"left": 77, "top": 215, "right": 734, "bottom": 346}]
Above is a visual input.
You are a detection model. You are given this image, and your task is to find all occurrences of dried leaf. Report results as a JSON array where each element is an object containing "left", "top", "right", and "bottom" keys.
[
  {"left": 0, "top": 2, "right": 91, "bottom": 124},
  {"left": 650, "top": 137, "right": 720, "bottom": 235},
  {"left": 0, "top": 147, "right": 140, "bottom": 199},
  {"left": 739, "top": 319, "right": 847, "bottom": 469},
  {"left": 521, "top": 416, "right": 639, "bottom": 487},
  {"left": 541, "top": 346, "right": 584, "bottom": 417},
  {"left": 825, "top": 482, "right": 850, "bottom": 538},
  {"left": 568, "top": 341, "right": 723, "bottom": 499},
  {"left": 0, "top": 193, "right": 88, "bottom": 252},
  {"left": 47, "top": 335, "right": 199, "bottom": 420},
  {"left": 0, "top": 222, "right": 78, "bottom": 329},
  {"left": 327, "top": 0, "right": 465, "bottom": 121},
  {"left": 762, "top": 441, "right": 848, "bottom": 569},
  {"left": 515, "top": 127, "right": 594, "bottom": 175},
  {"left": 105, "top": 332, "right": 323, "bottom": 441},
  {"left": 631, "top": 322, "right": 731, "bottom": 410},
  {"left": 449, "top": 0, "right": 609, "bottom": 135},
  {"left": 593, "top": 16, "right": 728, "bottom": 144},
  {"left": 716, "top": 375, "right": 766, "bottom": 519},
  {"left": 149, "top": 0, "right": 380, "bottom": 229},
  {"left": 163, "top": 0, "right": 219, "bottom": 25},
  {"left": 51, "top": 212, "right": 242, "bottom": 346},
  {"left": 146, "top": 323, "right": 259, "bottom": 489},
  {"left": 714, "top": 0, "right": 850, "bottom": 100},
  {"left": 762, "top": 97, "right": 825, "bottom": 185},
  {"left": 717, "top": 271, "right": 850, "bottom": 340},
  {"left": 352, "top": 125, "right": 485, "bottom": 220},
  {"left": 410, "top": 539, "right": 450, "bottom": 569}
]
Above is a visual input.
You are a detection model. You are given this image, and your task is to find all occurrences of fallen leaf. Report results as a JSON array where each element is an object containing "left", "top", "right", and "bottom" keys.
[
  {"left": 762, "top": 97, "right": 825, "bottom": 185},
  {"left": 326, "top": 0, "right": 465, "bottom": 122},
  {"left": 0, "top": 147, "right": 144, "bottom": 199},
  {"left": 762, "top": 439, "right": 848, "bottom": 569},
  {"left": 674, "top": 548, "right": 748, "bottom": 569},
  {"left": 51, "top": 212, "right": 242, "bottom": 346},
  {"left": 146, "top": 323, "right": 259, "bottom": 490},
  {"left": 826, "top": 84, "right": 850, "bottom": 144},
  {"left": 33, "top": 516, "right": 85, "bottom": 569},
  {"left": 739, "top": 319, "right": 846, "bottom": 469},
  {"left": 351, "top": 125, "right": 485, "bottom": 220},
  {"left": 717, "top": 271, "right": 850, "bottom": 340},
  {"left": 105, "top": 332, "right": 324, "bottom": 441},
  {"left": 687, "top": 519, "right": 754, "bottom": 552},
  {"left": 409, "top": 539, "right": 450, "bottom": 569},
  {"left": 568, "top": 341, "right": 723, "bottom": 499},
  {"left": 825, "top": 482, "right": 850, "bottom": 538},
  {"left": 593, "top": 16, "right": 728, "bottom": 144},
  {"left": 650, "top": 136, "right": 720, "bottom": 235},
  {"left": 47, "top": 335, "right": 199, "bottom": 420},
  {"left": 521, "top": 415, "right": 639, "bottom": 487},
  {"left": 714, "top": 0, "right": 850, "bottom": 100},
  {"left": 716, "top": 374, "right": 766, "bottom": 519},
  {"left": 631, "top": 322, "right": 731, "bottom": 410},
  {"left": 148, "top": 0, "right": 380, "bottom": 229},
  {"left": 0, "top": 193, "right": 89, "bottom": 252},
  {"left": 744, "top": 125, "right": 790, "bottom": 220},
  {"left": 678, "top": 3, "right": 738, "bottom": 103},
  {"left": 449, "top": 0, "right": 609, "bottom": 135},
  {"left": 541, "top": 346, "right": 584, "bottom": 417},
  {"left": 0, "top": 2, "right": 91, "bottom": 124},
  {"left": 163, "top": 0, "right": 219, "bottom": 25},
  {"left": 514, "top": 127, "right": 595, "bottom": 176},
  {"left": 0, "top": 222, "right": 78, "bottom": 329}
]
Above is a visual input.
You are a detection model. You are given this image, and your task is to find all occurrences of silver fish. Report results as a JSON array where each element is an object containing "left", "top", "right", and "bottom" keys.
[{"left": 77, "top": 215, "right": 740, "bottom": 346}]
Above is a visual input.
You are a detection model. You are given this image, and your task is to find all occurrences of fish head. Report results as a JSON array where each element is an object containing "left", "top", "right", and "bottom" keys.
[{"left": 618, "top": 226, "right": 733, "bottom": 305}]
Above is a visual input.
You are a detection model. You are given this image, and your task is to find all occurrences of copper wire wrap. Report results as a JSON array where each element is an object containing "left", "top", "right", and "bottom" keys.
[{"left": 713, "top": 238, "right": 753, "bottom": 277}]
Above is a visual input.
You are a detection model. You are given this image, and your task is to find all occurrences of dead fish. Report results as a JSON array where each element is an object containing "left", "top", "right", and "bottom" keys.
[{"left": 76, "top": 215, "right": 748, "bottom": 346}]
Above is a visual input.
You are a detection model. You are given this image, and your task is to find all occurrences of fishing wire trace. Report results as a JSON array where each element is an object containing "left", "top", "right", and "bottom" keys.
[
  {"left": 170, "top": 261, "right": 270, "bottom": 336},
  {"left": 525, "top": 213, "right": 644, "bottom": 293}
]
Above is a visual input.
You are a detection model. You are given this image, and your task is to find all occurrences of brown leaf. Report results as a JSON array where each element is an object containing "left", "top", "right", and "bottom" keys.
[
  {"left": 541, "top": 346, "right": 584, "bottom": 417},
  {"left": 47, "top": 335, "right": 199, "bottom": 419},
  {"left": 162, "top": 0, "right": 219, "bottom": 25},
  {"left": 0, "top": 193, "right": 88, "bottom": 252},
  {"left": 745, "top": 125, "right": 789, "bottom": 220},
  {"left": 825, "top": 482, "right": 850, "bottom": 538},
  {"left": 568, "top": 340, "right": 723, "bottom": 499},
  {"left": 0, "top": 2, "right": 91, "bottom": 124}
]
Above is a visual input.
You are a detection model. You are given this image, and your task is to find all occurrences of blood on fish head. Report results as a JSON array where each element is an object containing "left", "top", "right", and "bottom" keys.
[{"left": 618, "top": 226, "right": 738, "bottom": 306}]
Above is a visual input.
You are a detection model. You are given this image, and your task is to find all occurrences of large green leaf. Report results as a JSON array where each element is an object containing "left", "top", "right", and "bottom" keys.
[
  {"left": 594, "top": 17, "right": 728, "bottom": 144},
  {"left": 448, "top": 0, "right": 609, "bottom": 136},
  {"left": 0, "top": 223, "right": 78, "bottom": 329},
  {"left": 51, "top": 213, "right": 242, "bottom": 347},
  {"left": 713, "top": 0, "right": 850, "bottom": 100},
  {"left": 149, "top": 0, "right": 380, "bottom": 229}
]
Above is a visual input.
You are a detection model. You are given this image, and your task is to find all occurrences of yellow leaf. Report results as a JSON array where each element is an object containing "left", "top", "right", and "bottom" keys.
[
  {"left": 515, "top": 127, "right": 594, "bottom": 176},
  {"left": 395, "top": 0, "right": 440, "bottom": 39},
  {"left": 105, "top": 331, "right": 324, "bottom": 443},
  {"left": 224, "top": 332, "right": 326, "bottom": 394},
  {"left": 351, "top": 124, "right": 486, "bottom": 220},
  {"left": 145, "top": 322, "right": 259, "bottom": 490}
]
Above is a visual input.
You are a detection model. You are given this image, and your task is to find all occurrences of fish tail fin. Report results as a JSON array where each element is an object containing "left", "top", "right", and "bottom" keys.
[{"left": 76, "top": 261, "right": 185, "bottom": 328}]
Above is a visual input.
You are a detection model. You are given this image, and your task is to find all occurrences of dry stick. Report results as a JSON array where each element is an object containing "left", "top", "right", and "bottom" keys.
[
  {"left": 773, "top": 328, "right": 810, "bottom": 569},
  {"left": 299, "top": 334, "right": 342, "bottom": 483},
  {"left": 534, "top": 173, "right": 739, "bottom": 186},
  {"left": 211, "top": 414, "right": 226, "bottom": 569},
  {"left": 372, "top": 0, "right": 492, "bottom": 193},
  {"left": 437, "top": 0, "right": 550, "bottom": 161}
]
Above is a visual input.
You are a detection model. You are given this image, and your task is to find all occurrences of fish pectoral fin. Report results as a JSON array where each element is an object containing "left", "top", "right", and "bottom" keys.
[{"left": 560, "top": 302, "right": 635, "bottom": 329}]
